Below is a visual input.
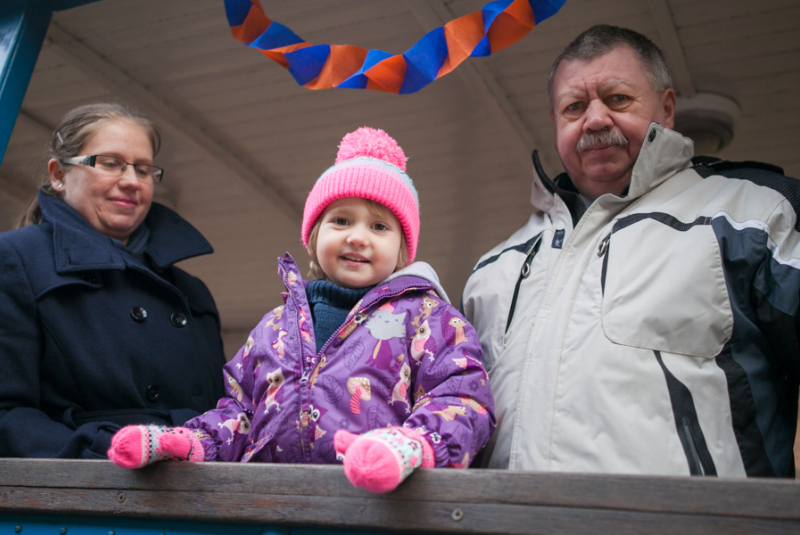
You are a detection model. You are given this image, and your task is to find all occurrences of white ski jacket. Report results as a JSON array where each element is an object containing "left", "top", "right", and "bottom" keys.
[{"left": 463, "top": 124, "right": 800, "bottom": 477}]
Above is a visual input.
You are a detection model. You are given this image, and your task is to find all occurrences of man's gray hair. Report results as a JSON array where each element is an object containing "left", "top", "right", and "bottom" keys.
[{"left": 547, "top": 25, "right": 673, "bottom": 109}]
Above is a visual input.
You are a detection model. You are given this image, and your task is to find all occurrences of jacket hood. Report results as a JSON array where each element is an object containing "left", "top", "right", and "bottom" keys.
[
  {"left": 530, "top": 124, "right": 694, "bottom": 211},
  {"left": 38, "top": 191, "right": 213, "bottom": 273},
  {"left": 384, "top": 261, "right": 450, "bottom": 304}
]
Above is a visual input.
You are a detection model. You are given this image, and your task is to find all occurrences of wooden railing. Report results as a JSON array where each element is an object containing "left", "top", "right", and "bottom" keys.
[{"left": 1, "top": 459, "right": 799, "bottom": 534}]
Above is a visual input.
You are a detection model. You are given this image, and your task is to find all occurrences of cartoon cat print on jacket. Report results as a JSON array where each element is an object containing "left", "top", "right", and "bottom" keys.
[{"left": 184, "top": 254, "right": 495, "bottom": 466}]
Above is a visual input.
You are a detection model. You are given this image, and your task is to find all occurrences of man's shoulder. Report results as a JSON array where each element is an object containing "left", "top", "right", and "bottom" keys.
[
  {"left": 691, "top": 157, "right": 796, "bottom": 198},
  {"left": 691, "top": 156, "right": 787, "bottom": 180},
  {"left": 688, "top": 156, "right": 799, "bottom": 219}
]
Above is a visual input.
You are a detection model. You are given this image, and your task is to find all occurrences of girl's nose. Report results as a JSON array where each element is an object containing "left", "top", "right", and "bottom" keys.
[{"left": 346, "top": 226, "right": 368, "bottom": 246}]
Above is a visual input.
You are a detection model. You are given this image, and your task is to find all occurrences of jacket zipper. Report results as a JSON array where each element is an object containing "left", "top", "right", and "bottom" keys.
[
  {"left": 681, "top": 416, "right": 705, "bottom": 476},
  {"left": 303, "top": 281, "right": 431, "bottom": 454},
  {"left": 287, "top": 273, "right": 433, "bottom": 460},
  {"left": 505, "top": 233, "right": 543, "bottom": 334},
  {"left": 597, "top": 233, "right": 611, "bottom": 295},
  {"left": 316, "top": 282, "right": 431, "bottom": 356}
]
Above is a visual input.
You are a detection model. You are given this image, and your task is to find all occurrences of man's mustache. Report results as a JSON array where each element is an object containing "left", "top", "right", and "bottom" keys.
[{"left": 576, "top": 129, "right": 629, "bottom": 152}]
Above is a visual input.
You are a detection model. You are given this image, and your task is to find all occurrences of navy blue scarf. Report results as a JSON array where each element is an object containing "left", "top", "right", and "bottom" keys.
[{"left": 306, "top": 280, "right": 373, "bottom": 352}]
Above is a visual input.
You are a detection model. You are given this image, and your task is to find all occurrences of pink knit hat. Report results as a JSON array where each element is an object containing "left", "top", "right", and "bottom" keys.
[{"left": 302, "top": 127, "right": 420, "bottom": 262}]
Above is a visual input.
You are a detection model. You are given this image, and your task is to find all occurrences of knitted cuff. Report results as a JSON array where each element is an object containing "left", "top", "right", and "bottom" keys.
[{"left": 395, "top": 427, "right": 435, "bottom": 468}]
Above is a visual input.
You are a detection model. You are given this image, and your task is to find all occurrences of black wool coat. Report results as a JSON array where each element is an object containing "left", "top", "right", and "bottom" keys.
[{"left": 0, "top": 192, "right": 226, "bottom": 458}]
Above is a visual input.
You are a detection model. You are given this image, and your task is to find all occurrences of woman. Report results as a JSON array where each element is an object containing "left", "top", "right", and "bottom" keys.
[{"left": 0, "top": 103, "right": 226, "bottom": 458}]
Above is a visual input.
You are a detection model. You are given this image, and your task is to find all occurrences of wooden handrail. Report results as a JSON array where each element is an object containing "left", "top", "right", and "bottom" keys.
[{"left": 1, "top": 459, "right": 799, "bottom": 534}]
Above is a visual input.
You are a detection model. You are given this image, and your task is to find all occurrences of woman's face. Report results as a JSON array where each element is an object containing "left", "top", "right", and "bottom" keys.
[{"left": 49, "top": 119, "right": 155, "bottom": 243}]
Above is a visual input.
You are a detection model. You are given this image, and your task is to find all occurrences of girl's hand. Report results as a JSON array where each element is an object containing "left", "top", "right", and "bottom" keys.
[
  {"left": 334, "top": 427, "right": 434, "bottom": 493},
  {"left": 108, "top": 425, "right": 204, "bottom": 468}
]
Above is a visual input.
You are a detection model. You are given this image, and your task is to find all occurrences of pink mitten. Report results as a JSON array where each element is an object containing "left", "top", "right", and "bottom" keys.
[
  {"left": 108, "top": 425, "right": 204, "bottom": 469},
  {"left": 334, "top": 427, "right": 434, "bottom": 493}
]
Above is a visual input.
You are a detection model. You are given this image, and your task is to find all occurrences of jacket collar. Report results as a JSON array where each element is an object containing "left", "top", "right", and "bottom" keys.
[
  {"left": 531, "top": 124, "right": 694, "bottom": 217},
  {"left": 39, "top": 191, "right": 213, "bottom": 273},
  {"left": 626, "top": 123, "right": 694, "bottom": 200},
  {"left": 278, "top": 253, "right": 443, "bottom": 307}
]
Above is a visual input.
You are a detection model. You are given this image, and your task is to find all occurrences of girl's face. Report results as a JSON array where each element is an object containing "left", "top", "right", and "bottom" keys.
[{"left": 315, "top": 198, "right": 403, "bottom": 289}]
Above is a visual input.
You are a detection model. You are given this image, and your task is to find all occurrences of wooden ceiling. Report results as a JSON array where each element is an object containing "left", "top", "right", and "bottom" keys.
[{"left": 1, "top": 0, "right": 798, "bottom": 356}]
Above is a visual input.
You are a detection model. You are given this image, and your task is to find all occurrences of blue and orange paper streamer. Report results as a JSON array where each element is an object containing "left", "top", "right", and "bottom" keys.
[{"left": 225, "top": 0, "right": 566, "bottom": 94}]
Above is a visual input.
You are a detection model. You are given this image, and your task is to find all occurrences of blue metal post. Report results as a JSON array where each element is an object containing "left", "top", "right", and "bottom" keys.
[
  {"left": 0, "top": 0, "right": 106, "bottom": 164},
  {"left": 0, "top": 0, "right": 55, "bottom": 164}
]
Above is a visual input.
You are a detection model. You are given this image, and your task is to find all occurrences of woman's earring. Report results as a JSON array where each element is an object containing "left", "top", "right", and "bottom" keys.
[{"left": 56, "top": 183, "right": 63, "bottom": 190}]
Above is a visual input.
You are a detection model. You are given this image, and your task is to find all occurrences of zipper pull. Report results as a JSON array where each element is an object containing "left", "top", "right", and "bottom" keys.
[
  {"left": 520, "top": 234, "right": 543, "bottom": 279},
  {"left": 520, "top": 258, "right": 532, "bottom": 279},
  {"left": 597, "top": 234, "right": 611, "bottom": 257}
]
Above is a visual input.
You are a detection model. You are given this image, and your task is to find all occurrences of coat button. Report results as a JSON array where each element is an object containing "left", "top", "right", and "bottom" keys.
[
  {"left": 170, "top": 312, "right": 187, "bottom": 327},
  {"left": 81, "top": 273, "right": 98, "bottom": 284},
  {"left": 146, "top": 384, "right": 160, "bottom": 402},
  {"left": 648, "top": 128, "right": 657, "bottom": 142},
  {"left": 130, "top": 307, "right": 147, "bottom": 322}
]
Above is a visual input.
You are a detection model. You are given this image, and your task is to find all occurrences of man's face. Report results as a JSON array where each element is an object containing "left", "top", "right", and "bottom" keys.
[{"left": 550, "top": 46, "right": 675, "bottom": 200}]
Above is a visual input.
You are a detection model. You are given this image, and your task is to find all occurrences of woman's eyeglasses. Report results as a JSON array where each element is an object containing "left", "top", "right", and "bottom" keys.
[{"left": 61, "top": 155, "right": 164, "bottom": 182}]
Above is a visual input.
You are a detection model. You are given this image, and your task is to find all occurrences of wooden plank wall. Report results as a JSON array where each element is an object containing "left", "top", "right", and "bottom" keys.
[{"left": 1, "top": 459, "right": 799, "bottom": 534}]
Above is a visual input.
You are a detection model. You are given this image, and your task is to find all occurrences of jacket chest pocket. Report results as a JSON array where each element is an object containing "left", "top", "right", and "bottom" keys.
[{"left": 600, "top": 216, "right": 733, "bottom": 358}]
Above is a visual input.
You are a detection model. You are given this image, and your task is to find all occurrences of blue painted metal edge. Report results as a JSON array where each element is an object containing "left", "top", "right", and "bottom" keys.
[
  {"left": 0, "top": 515, "right": 285, "bottom": 535},
  {"left": 0, "top": 515, "right": 406, "bottom": 535},
  {"left": 0, "top": 0, "right": 54, "bottom": 164},
  {"left": 0, "top": 0, "right": 105, "bottom": 165}
]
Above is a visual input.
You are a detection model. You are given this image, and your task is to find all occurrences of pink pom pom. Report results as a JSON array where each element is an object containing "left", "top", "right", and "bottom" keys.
[{"left": 335, "top": 127, "right": 407, "bottom": 171}]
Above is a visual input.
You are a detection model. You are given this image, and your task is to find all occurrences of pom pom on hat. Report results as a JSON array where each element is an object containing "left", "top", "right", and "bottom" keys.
[
  {"left": 302, "top": 127, "right": 420, "bottom": 262},
  {"left": 335, "top": 127, "right": 407, "bottom": 171}
]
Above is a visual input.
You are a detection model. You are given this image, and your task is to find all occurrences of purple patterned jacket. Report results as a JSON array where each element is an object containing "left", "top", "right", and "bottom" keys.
[{"left": 184, "top": 254, "right": 495, "bottom": 467}]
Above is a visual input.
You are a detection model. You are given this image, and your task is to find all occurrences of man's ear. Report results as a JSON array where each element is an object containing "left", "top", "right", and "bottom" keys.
[{"left": 661, "top": 88, "right": 676, "bottom": 130}]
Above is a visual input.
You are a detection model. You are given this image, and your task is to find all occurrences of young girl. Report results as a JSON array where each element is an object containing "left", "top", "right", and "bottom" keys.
[{"left": 108, "top": 127, "right": 495, "bottom": 493}]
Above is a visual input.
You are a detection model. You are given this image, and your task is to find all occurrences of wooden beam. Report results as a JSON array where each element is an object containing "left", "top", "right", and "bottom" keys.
[
  {"left": 403, "top": 0, "right": 561, "bottom": 172},
  {"left": 17, "top": 106, "right": 54, "bottom": 135},
  {"left": 43, "top": 22, "right": 303, "bottom": 221},
  {"left": 2, "top": 459, "right": 800, "bottom": 534},
  {"left": 53, "top": 0, "right": 103, "bottom": 11},
  {"left": 647, "top": 0, "right": 695, "bottom": 98}
]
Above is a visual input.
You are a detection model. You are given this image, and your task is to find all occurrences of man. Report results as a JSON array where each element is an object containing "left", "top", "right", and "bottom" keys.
[{"left": 463, "top": 25, "right": 800, "bottom": 477}]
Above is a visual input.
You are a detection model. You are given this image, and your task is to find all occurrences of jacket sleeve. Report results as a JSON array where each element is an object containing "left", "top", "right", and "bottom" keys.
[
  {"left": 403, "top": 303, "right": 496, "bottom": 467},
  {"left": 752, "top": 197, "right": 800, "bottom": 380},
  {"left": 0, "top": 238, "right": 117, "bottom": 458},
  {"left": 182, "top": 322, "right": 262, "bottom": 462}
]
